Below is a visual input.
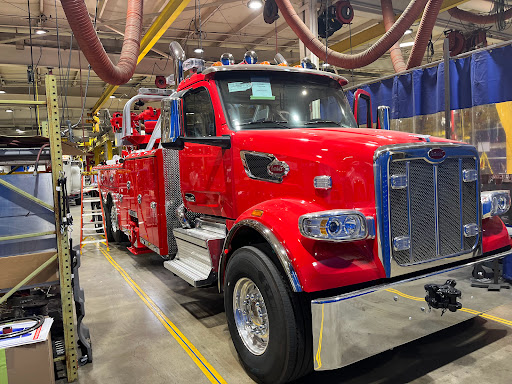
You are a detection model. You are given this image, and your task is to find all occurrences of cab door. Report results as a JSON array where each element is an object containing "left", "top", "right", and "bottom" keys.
[{"left": 179, "top": 84, "right": 233, "bottom": 218}]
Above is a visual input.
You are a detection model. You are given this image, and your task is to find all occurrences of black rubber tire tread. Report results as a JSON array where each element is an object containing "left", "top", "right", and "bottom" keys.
[
  {"left": 224, "top": 245, "right": 312, "bottom": 384},
  {"left": 104, "top": 202, "right": 115, "bottom": 242},
  {"left": 254, "top": 244, "right": 313, "bottom": 382}
]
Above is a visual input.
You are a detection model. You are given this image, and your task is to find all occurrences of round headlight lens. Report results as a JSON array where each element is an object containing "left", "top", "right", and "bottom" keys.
[
  {"left": 327, "top": 218, "right": 342, "bottom": 235},
  {"left": 497, "top": 196, "right": 507, "bottom": 211},
  {"left": 343, "top": 215, "right": 358, "bottom": 236}
]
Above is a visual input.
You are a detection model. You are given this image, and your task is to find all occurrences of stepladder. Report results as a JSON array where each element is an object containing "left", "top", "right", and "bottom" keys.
[{"left": 79, "top": 172, "right": 109, "bottom": 252}]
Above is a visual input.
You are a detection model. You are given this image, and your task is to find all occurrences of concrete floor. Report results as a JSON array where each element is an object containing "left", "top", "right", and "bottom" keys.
[{"left": 71, "top": 206, "right": 512, "bottom": 384}]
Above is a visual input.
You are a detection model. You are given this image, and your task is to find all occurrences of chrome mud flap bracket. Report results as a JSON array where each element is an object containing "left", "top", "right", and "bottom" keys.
[{"left": 311, "top": 250, "right": 512, "bottom": 371}]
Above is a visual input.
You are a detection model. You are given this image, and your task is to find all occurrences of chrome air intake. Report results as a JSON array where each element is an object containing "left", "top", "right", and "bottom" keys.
[{"left": 374, "top": 143, "right": 480, "bottom": 276}]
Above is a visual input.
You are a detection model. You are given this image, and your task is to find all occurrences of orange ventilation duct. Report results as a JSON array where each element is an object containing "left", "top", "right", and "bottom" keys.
[{"left": 60, "top": 0, "right": 143, "bottom": 85}]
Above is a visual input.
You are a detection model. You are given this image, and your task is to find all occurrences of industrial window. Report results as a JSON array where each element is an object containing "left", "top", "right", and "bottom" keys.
[{"left": 183, "top": 87, "right": 216, "bottom": 137}]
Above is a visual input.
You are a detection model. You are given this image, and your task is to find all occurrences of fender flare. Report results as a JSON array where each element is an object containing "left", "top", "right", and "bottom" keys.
[{"left": 219, "top": 219, "right": 303, "bottom": 293}]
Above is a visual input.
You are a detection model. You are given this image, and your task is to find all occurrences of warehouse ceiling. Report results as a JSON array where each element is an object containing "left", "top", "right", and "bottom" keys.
[{"left": 0, "top": 0, "right": 510, "bottom": 139}]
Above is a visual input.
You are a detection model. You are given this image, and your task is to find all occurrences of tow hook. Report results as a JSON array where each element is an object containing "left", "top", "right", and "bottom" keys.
[{"left": 424, "top": 279, "right": 462, "bottom": 315}]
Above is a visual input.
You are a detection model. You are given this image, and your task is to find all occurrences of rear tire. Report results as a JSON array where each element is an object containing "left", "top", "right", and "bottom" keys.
[
  {"left": 224, "top": 245, "right": 312, "bottom": 384},
  {"left": 106, "top": 199, "right": 127, "bottom": 243},
  {"left": 104, "top": 202, "right": 115, "bottom": 242}
]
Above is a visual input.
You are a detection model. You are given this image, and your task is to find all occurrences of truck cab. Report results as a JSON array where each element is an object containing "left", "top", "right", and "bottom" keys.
[{"left": 96, "top": 45, "right": 512, "bottom": 384}]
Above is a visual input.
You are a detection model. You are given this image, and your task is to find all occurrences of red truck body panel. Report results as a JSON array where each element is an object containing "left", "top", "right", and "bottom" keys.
[{"left": 95, "top": 73, "right": 511, "bottom": 293}]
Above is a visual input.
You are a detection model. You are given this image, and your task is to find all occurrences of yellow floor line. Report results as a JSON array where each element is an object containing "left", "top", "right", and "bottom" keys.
[
  {"left": 95, "top": 244, "right": 227, "bottom": 384},
  {"left": 386, "top": 288, "right": 512, "bottom": 327}
]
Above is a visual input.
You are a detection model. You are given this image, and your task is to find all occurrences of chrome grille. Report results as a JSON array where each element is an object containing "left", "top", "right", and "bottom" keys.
[{"left": 378, "top": 145, "right": 479, "bottom": 268}]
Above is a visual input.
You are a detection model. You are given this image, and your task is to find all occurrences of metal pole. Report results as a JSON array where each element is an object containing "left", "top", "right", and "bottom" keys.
[
  {"left": 46, "top": 74, "right": 78, "bottom": 382},
  {"left": 444, "top": 37, "right": 451, "bottom": 139}
]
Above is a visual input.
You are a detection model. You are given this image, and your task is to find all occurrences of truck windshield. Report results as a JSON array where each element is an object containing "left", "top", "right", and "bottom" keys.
[{"left": 215, "top": 71, "right": 357, "bottom": 130}]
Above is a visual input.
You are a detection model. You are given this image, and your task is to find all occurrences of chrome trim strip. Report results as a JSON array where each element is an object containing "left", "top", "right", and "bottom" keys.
[
  {"left": 220, "top": 219, "right": 302, "bottom": 292},
  {"left": 406, "top": 161, "right": 413, "bottom": 263},
  {"left": 239, "top": 151, "right": 288, "bottom": 183},
  {"left": 140, "top": 237, "right": 160, "bottom": 254}
]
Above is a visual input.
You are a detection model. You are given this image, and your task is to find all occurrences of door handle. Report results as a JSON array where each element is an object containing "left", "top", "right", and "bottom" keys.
[{"left": 184, "top": 193, "right": 196, "bottom": 202}]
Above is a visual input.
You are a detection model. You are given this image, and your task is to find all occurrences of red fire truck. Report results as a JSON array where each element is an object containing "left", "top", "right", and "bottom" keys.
[{"left": 95, "top": 43, "right": 512, "bottom": 383}]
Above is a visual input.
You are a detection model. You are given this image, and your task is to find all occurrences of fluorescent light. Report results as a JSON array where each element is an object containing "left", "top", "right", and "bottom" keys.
[
  {"left": 5, "top": 109, "right": 13, "bottom": 113},
  {"left": 404, "top": 29, "right": 413, "bottom": 35},
  {"left": 0, "top": 90, "right": 5, "bottom": 94},
  {"left": 400, "top": 41, "right": 414, "bottom": 48},
  {"left": 110, "top": 95, "right": 116, "bottom": 99},
  {"left": 302, "top": 90, "right": 308, "bottom": 95},
  {"left": 322, "top": 63, "right": 330, "bottom": 67},
  {"left": 194, "top": 47, "right": 204, "bottom": 54},
  {"left": 247, "top": 0, "right": 263, "bottom": 9},
  {"left": 35, "top": 28, "right": 49, "bottom": 35},
  {"left": 16, "top": 129, "right": 24, "bottom": 133}
]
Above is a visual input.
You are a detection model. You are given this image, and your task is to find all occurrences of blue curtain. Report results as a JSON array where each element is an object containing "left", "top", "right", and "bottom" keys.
[{"left": 346, "top": 43, "right": 512, "bottom": 125}]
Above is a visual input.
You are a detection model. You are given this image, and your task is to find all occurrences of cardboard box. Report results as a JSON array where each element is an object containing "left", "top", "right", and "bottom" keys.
[
  {"left": 0, "top": 337, "right": 55, "bottom": 384},
  {"left": 0, "top": 251, "right": 58, "bottom": 290}
]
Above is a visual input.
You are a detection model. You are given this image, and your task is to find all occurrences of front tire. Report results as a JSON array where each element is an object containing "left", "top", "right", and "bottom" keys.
[{"left": 224, "top": 246, "right": 312, "bottom": 384}]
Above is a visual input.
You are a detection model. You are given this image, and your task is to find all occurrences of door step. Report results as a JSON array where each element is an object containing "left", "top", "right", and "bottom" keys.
[
  {"left": 164, "top": 258, "right": 214, "bottom": 287},
  {"left": 164, "top": 224, "right": 225, "bottom": 287}
]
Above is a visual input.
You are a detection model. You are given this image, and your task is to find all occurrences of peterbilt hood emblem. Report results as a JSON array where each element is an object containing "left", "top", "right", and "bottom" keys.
[
  {"left": 267, "top": 161, "right": 289, "bottom": 178},
  {"left": 428, "top": 148, "right": 446, "bottom": 160}
]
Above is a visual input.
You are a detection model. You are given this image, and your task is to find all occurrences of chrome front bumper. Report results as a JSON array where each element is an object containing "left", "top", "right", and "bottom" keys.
[{"left": 311, "top": 250, "right": 512, "bottom": 371}]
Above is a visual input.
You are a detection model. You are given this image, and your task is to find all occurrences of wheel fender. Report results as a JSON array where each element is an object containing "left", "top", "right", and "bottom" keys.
[
  {"left": 221, "top": 198, "right": 326, "bottom": 293},
  {"left": 482, "top": 216, "right": 511, "bottom": 253}
]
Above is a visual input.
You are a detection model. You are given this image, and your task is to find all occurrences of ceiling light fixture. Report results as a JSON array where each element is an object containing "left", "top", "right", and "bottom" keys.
[
  {"left": 404, "top": 29, "right": 413, "bottom": 35},
  {"left": 35, "top": 28, "right": 49, "bottom": 35},
  {"left": 194, "top": 47, "right": 204, "bottom": 54},
  {"left": 399, "top": 41, "right": 414, "bottom": 48},
  {"left": 110, "top": 95, "right": 116, "bottom": 99},
  {"left": 247, "top": 0, "right": 263, "bottom": 9},
  {"left": 6, "top": 109, "right": 13, "bottom": 113},
  {"left": 16, "top": 129, "right": 24, "bottom": 133},
  {"left": 0, "top": 90, "right": 5, "bottom": 94}
]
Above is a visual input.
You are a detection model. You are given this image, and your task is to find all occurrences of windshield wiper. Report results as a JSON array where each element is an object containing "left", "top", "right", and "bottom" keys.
[
  {"left": 303, "top": 119, "right": 340, "bottom": 126},
  {"left": 238, "top": 120, "right": 290, "bottom": 129}
]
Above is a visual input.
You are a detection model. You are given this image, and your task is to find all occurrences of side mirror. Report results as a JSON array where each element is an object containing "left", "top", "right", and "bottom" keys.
[
  {"left": 377, "top": 106, "right": 391, "bottom": 130},
  {"left": 353, "top": 89, "right": 372, "bottom": 128}
]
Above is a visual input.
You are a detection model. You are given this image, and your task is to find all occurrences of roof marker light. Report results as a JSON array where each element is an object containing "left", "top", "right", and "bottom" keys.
[
  {"left": 244, "top": 50, "right": 258, "bottom": 64},
  {"left": 220, "top": 53, "right": 235, "bottom": 65}
]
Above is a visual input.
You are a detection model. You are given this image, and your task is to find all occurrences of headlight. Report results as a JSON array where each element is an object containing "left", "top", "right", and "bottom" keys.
[
  {"left": 481, "top": 190, "right": 511, "bottom": 219},
  {"left": 299, "top": 210, "right": 374, "bottom": 242}
]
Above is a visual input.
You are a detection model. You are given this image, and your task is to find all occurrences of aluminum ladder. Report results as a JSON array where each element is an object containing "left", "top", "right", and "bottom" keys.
[{"left": 79, "top": 173, "right": 109, "bottom": 251}]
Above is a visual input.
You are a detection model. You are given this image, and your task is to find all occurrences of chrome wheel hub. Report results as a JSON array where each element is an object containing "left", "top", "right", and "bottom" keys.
[
  {"left": 233, "top": 277, "right": 269, "bottom": 355},
  {"left": 110, "top": 201, "right": 119, "bottom": 232}
]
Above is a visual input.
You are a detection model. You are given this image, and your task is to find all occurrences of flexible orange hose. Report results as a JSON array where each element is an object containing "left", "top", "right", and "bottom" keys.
[
  {"left": 448, "top": 6, "right": 512, "bottom": 24},
  {"left": 381, "top": 0, "right": 407, "bottom": 72},
  {"left": 274, "top": 0, "right": 429, "bottom": 69},
  {"left": 407, "top": 0, "right": 444, "bottom": 68},
  {"left": 60, "top": 0, "right": 143, "bottom": 85}
]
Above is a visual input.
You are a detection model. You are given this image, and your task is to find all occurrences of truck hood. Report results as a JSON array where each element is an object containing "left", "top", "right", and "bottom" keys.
[{"left": 232, "top": 127, "right": 456, "bottom": 212}]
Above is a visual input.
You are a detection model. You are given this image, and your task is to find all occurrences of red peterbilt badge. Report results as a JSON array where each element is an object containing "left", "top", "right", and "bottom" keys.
[
  {"left": 267, "top": 161, "right": 289, "bottom": 177},
  {"left": 428, "top": 148, "right": 446, "bottom": 160}
]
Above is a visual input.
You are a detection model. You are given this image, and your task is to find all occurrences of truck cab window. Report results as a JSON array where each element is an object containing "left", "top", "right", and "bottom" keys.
[{"left": 183, "top": 88, "right": 216, "bottom": 137}]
